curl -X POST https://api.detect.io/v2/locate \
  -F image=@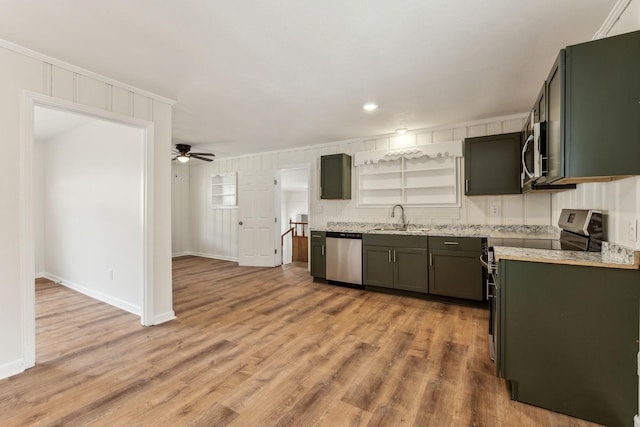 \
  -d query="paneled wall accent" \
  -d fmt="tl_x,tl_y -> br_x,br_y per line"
171,163 -> 191,256
176,114 -> 555,261
42,62 -> 156,119
553,177 -> 640,250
